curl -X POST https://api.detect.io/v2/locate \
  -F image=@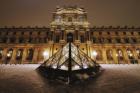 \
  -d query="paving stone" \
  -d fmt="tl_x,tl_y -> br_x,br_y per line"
0,64 -> 140,93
